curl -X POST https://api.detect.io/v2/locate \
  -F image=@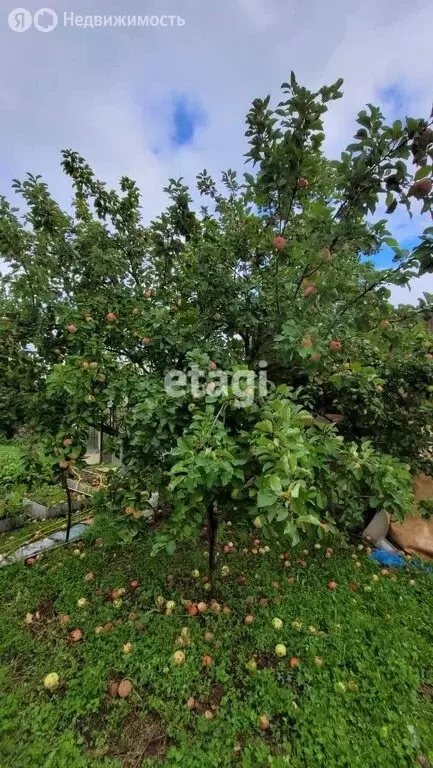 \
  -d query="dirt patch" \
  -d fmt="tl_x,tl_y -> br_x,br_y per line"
419,683 -> 433,700
37,598 -> 56,619
108,712 -> 167,767
193,683 -> 224,716
25,598 -> 56,637
256,652 -> 276,670
210,683 -> 224,704
82,708 -> 168,766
